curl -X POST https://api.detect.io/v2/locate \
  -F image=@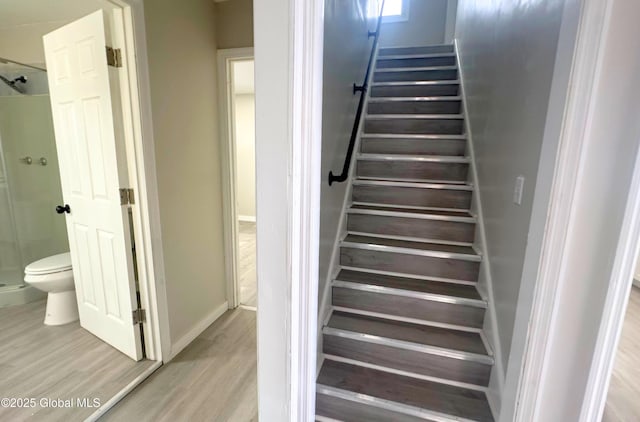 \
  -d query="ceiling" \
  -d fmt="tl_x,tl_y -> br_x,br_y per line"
0,0 -> 110,28
233,60 -> 254,95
